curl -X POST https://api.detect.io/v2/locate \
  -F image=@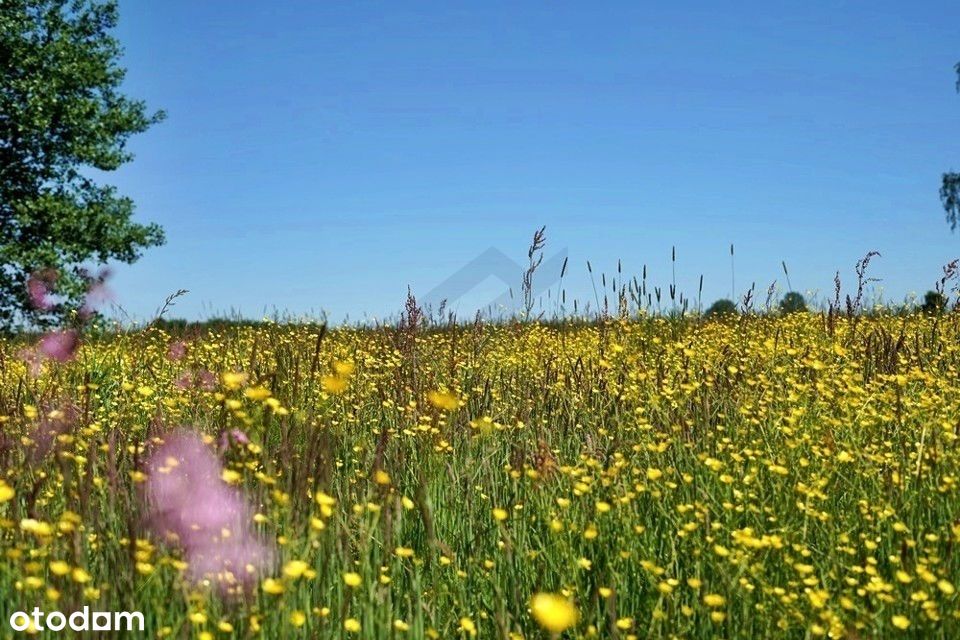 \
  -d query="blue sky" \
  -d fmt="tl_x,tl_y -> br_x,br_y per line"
107,0 -> 960,322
